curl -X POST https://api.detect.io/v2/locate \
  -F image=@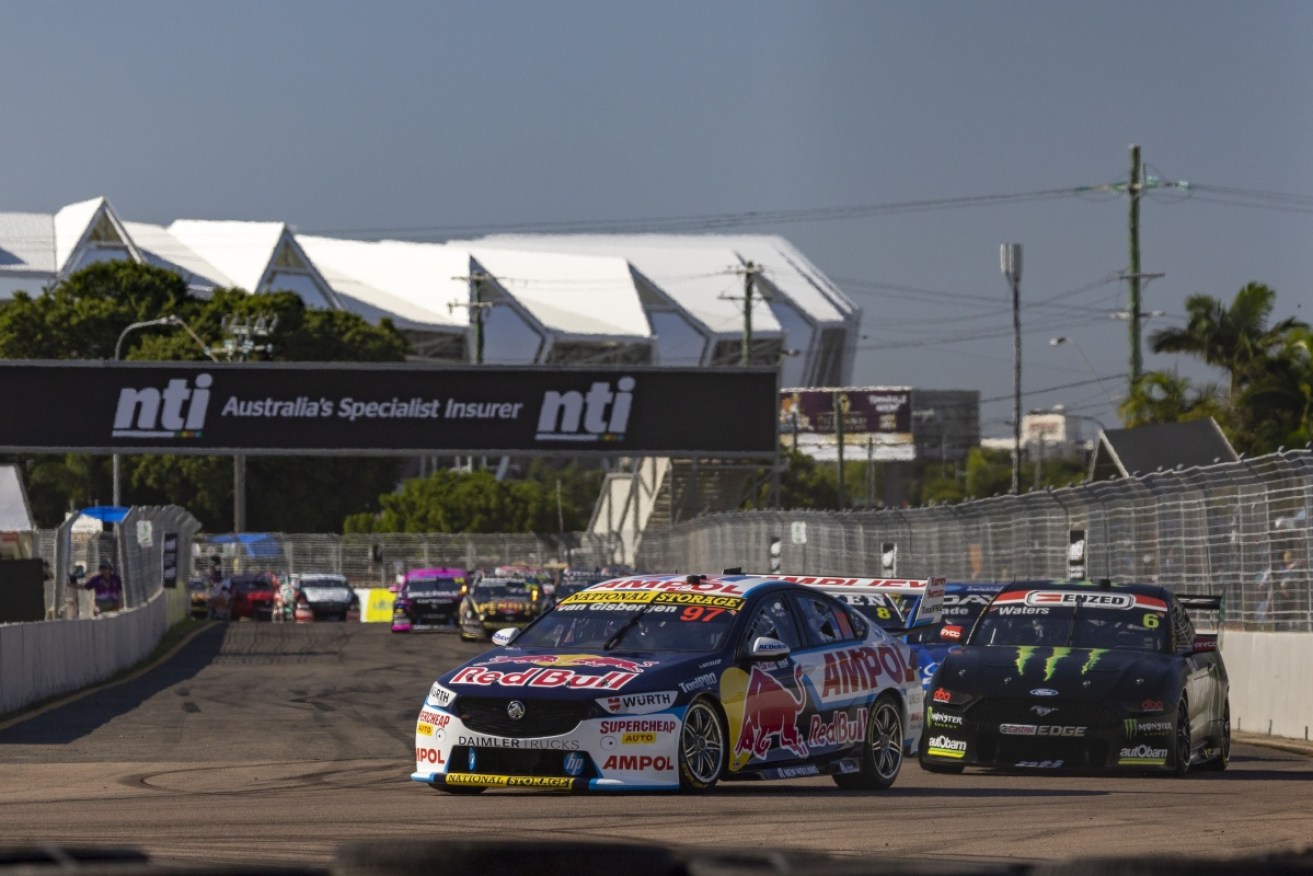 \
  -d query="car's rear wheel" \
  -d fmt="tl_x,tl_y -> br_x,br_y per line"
834,694 -> 904,790
1171,697 -> 1192,776
678,697 -> 726,792
1198,700 -> 1230,772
